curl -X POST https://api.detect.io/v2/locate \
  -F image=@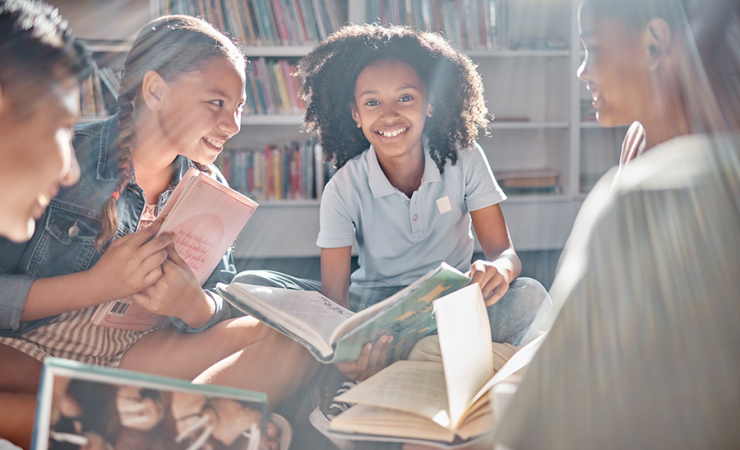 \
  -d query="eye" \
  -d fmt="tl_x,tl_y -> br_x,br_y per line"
399,95 -> 413,102
365,100 -> 379,107
210,100 -> 224,107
